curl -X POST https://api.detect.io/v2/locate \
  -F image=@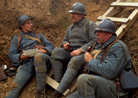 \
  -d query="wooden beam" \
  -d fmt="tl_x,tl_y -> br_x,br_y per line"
96,21 -> 100,25
111,2 -> 138,8
102,0 -> 125,17
46,76 -> 59,90
97,16 -> 129,23
46,76 -> 70,96
116,9 -> 138,39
